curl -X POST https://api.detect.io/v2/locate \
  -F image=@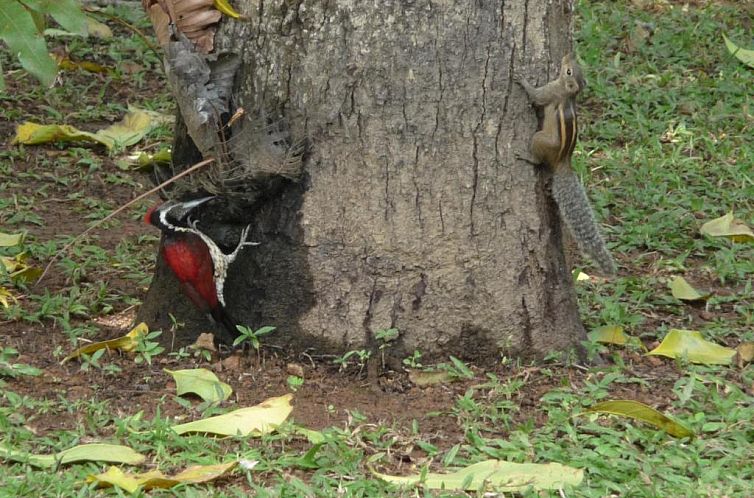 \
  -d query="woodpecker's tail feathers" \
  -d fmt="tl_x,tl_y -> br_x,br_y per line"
551,170 -> 617,276
210,306 -> 242,346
